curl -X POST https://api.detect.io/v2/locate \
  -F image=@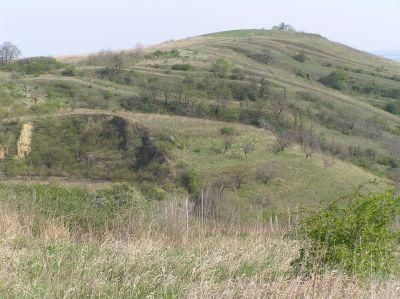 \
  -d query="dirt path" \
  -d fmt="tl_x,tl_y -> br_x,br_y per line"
16,122 -> 33,159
